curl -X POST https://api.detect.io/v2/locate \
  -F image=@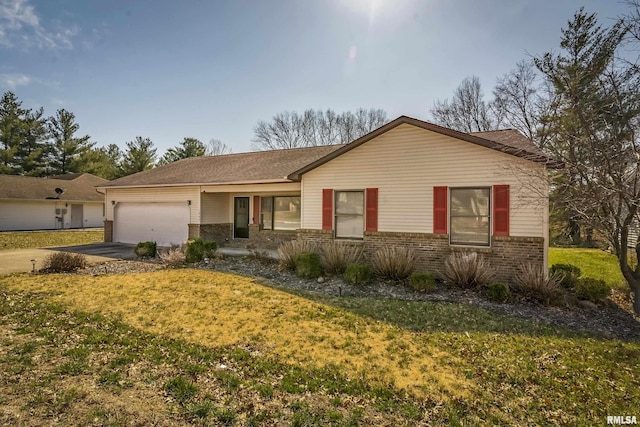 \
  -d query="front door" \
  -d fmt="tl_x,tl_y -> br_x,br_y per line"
234,197 -> 250,238
70,204 -> 83,228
